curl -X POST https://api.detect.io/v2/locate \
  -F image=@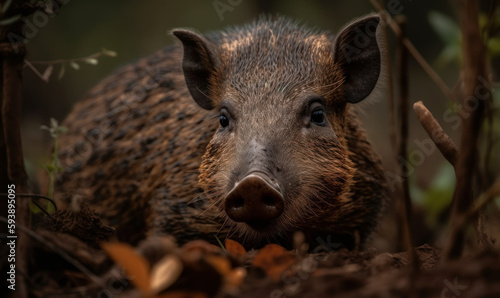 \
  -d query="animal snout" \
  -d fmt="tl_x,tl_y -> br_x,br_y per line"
224,174 -> 284,229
